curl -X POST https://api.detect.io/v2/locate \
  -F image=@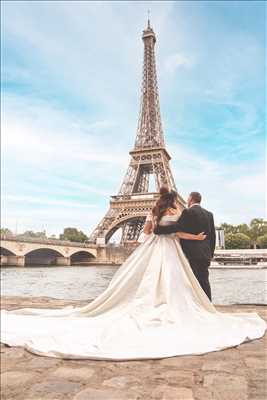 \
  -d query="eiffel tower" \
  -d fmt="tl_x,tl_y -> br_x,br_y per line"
89,19 -> 186,244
